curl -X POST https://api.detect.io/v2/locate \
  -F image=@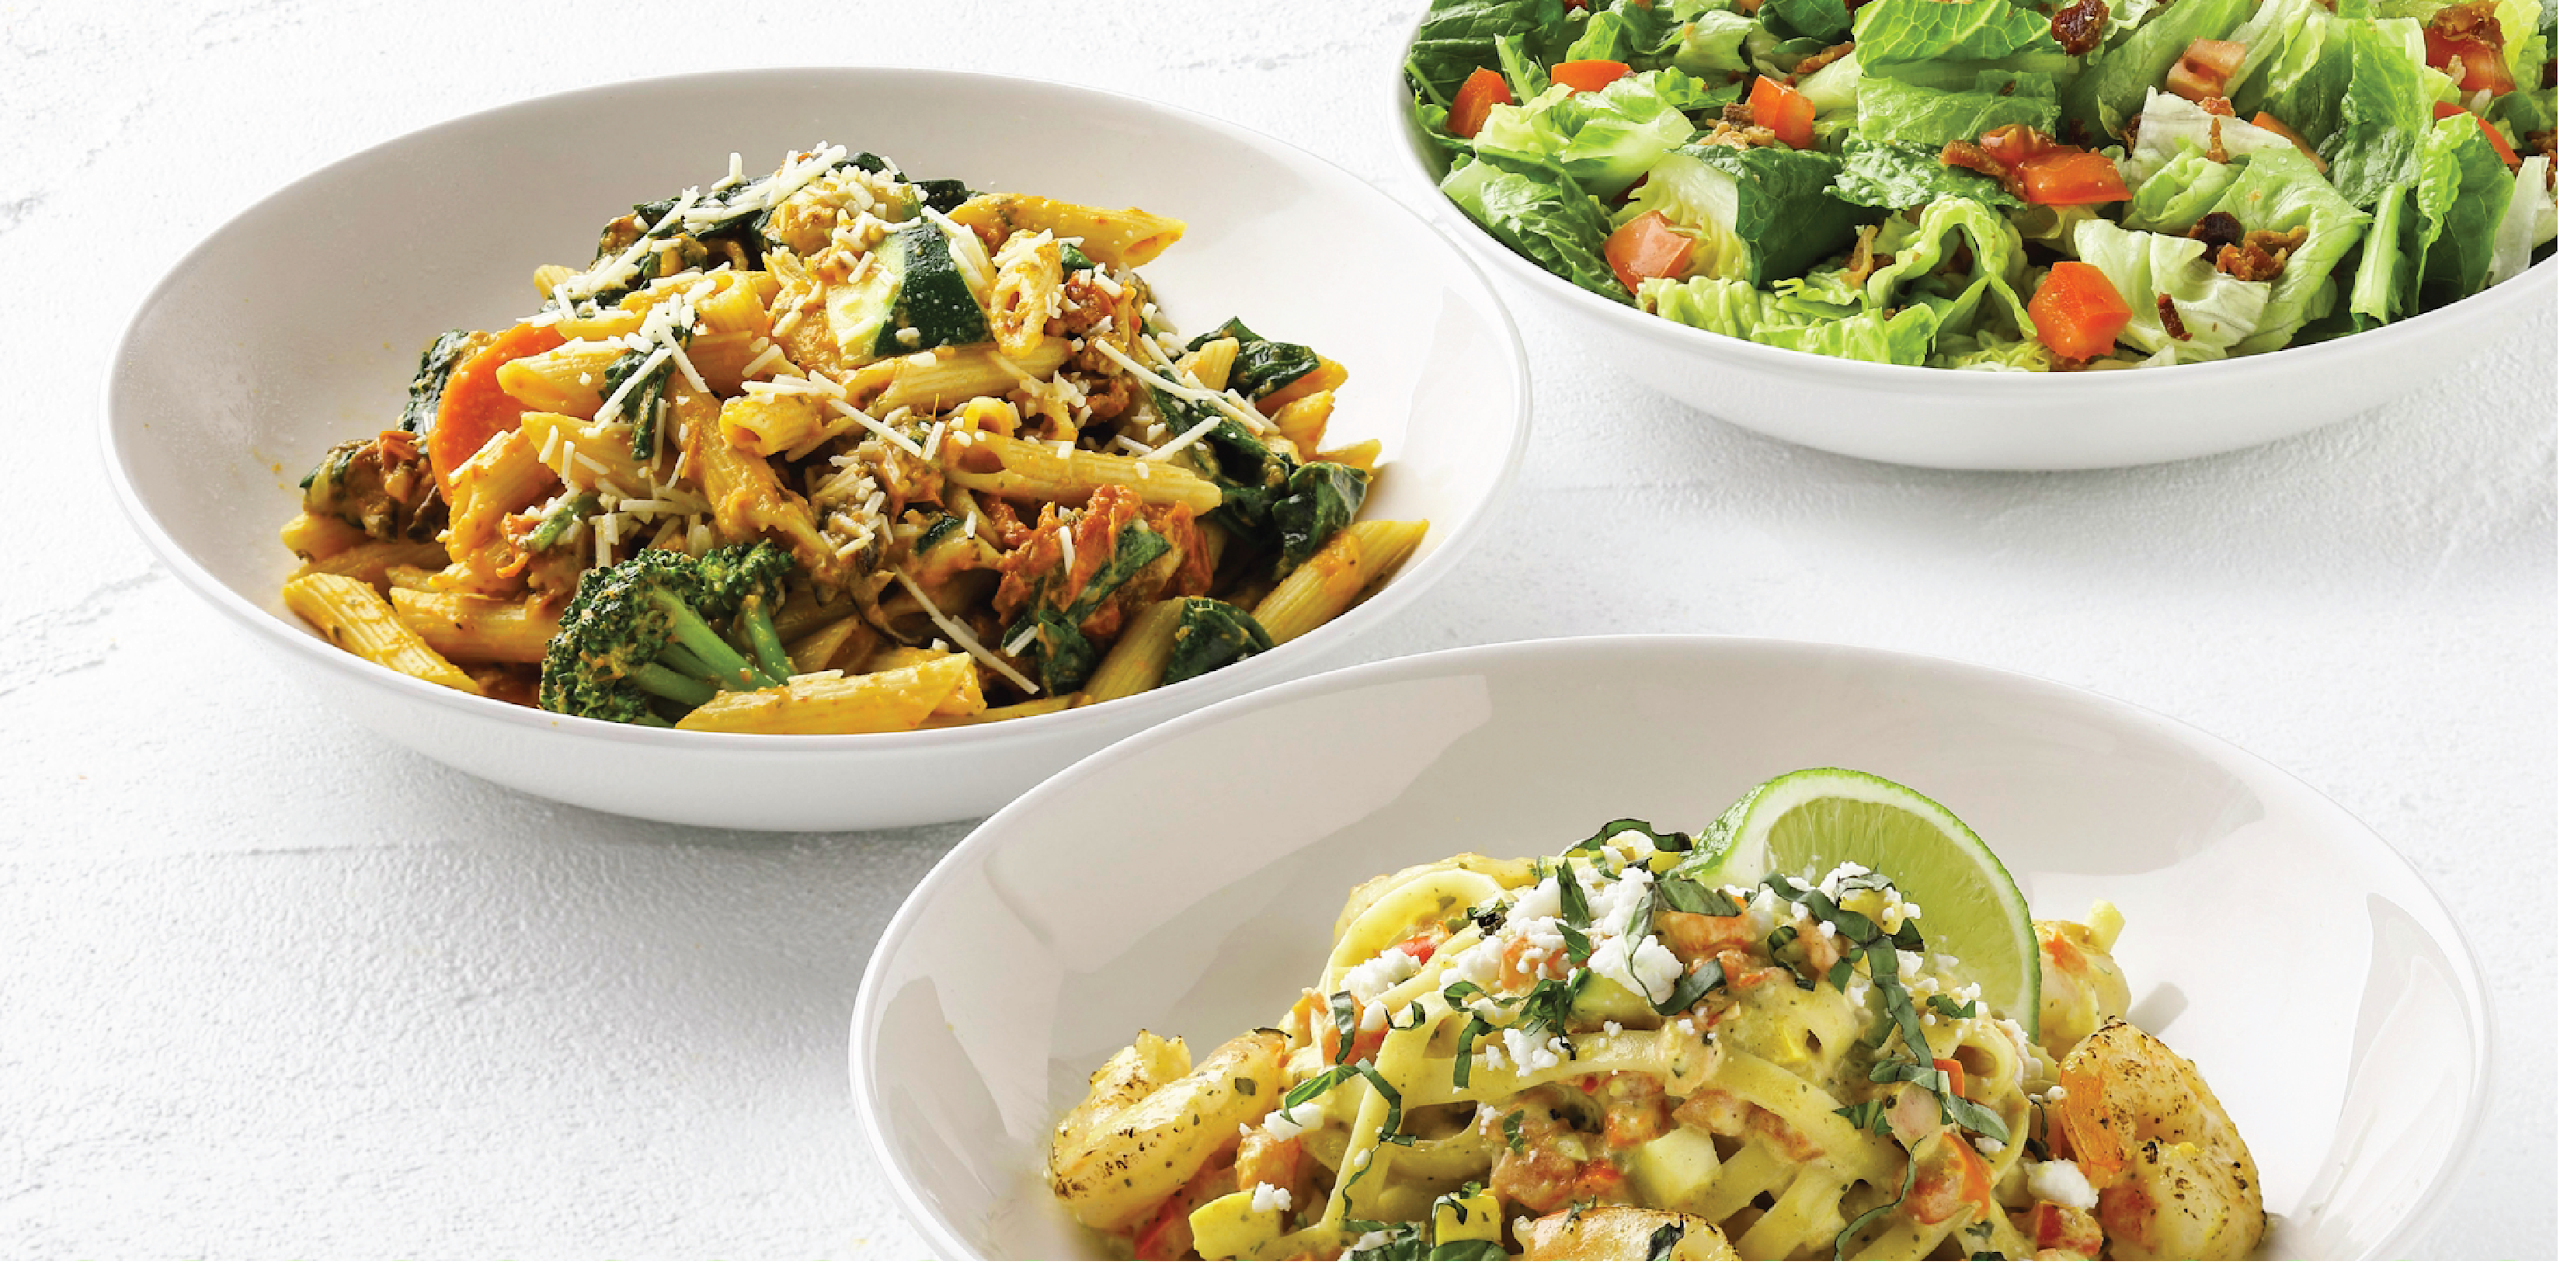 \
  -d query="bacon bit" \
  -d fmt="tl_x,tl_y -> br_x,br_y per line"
2428,0 -> 2504,45
1941,138 -> 2014,183
2156,294 -> 2191,341
1719,102 -> 1756,127
1701,120 -> 1783,149
1842,224 -> 1893,287
2534,130 -> 2558,160
1795,40 -> 1857,76
2207,115 -> 2229,163
2216,226 -> 2310,282
2050,0 -> 2110,55
2187,210 -> 2246,252
2197,95 -> 2236,116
